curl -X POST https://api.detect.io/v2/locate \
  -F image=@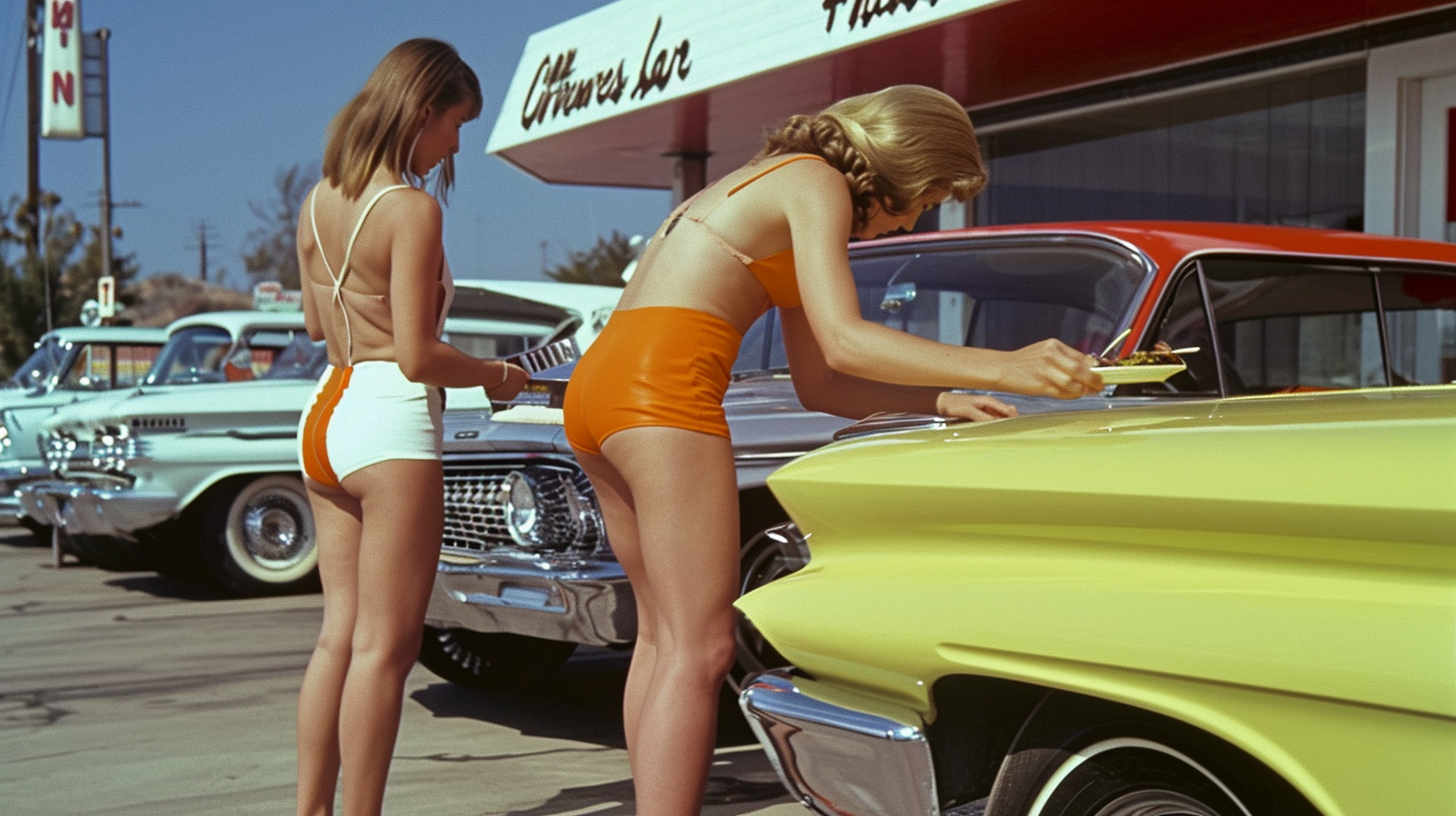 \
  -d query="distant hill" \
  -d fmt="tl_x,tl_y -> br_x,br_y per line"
121,274 -> 253,327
